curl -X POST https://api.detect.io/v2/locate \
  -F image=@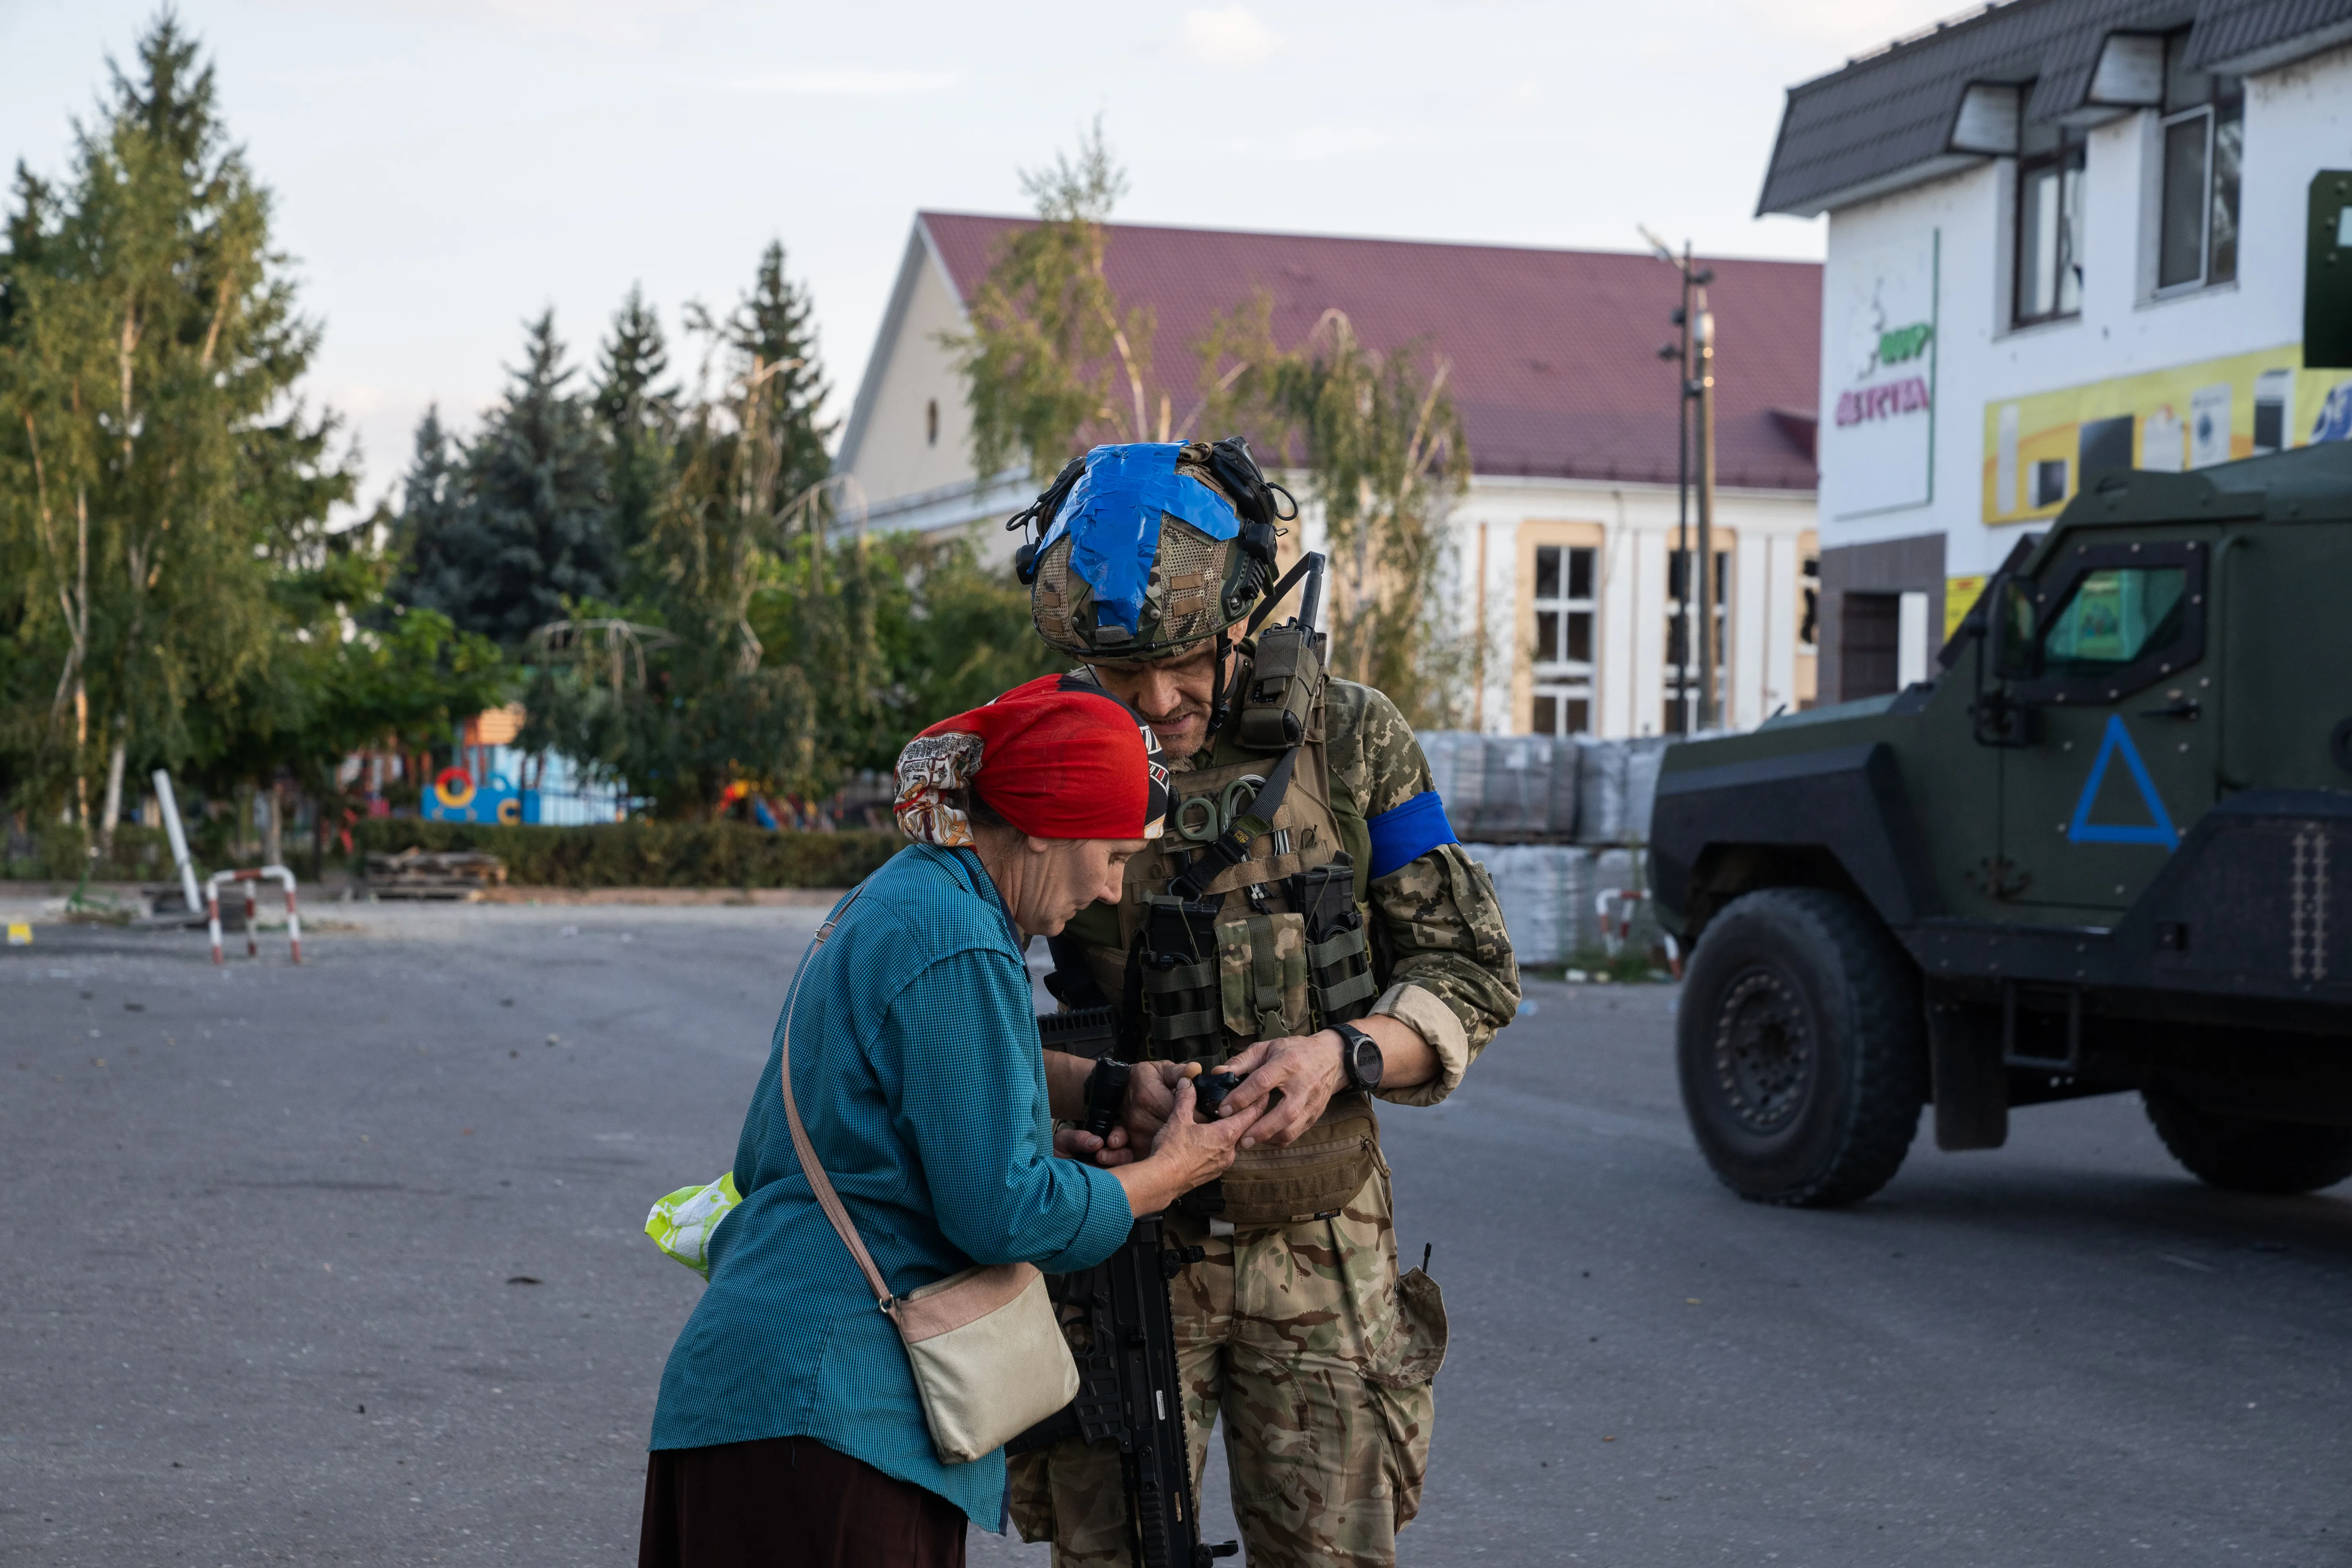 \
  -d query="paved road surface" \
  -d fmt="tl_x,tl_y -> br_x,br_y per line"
3,903 -> 2347,1566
